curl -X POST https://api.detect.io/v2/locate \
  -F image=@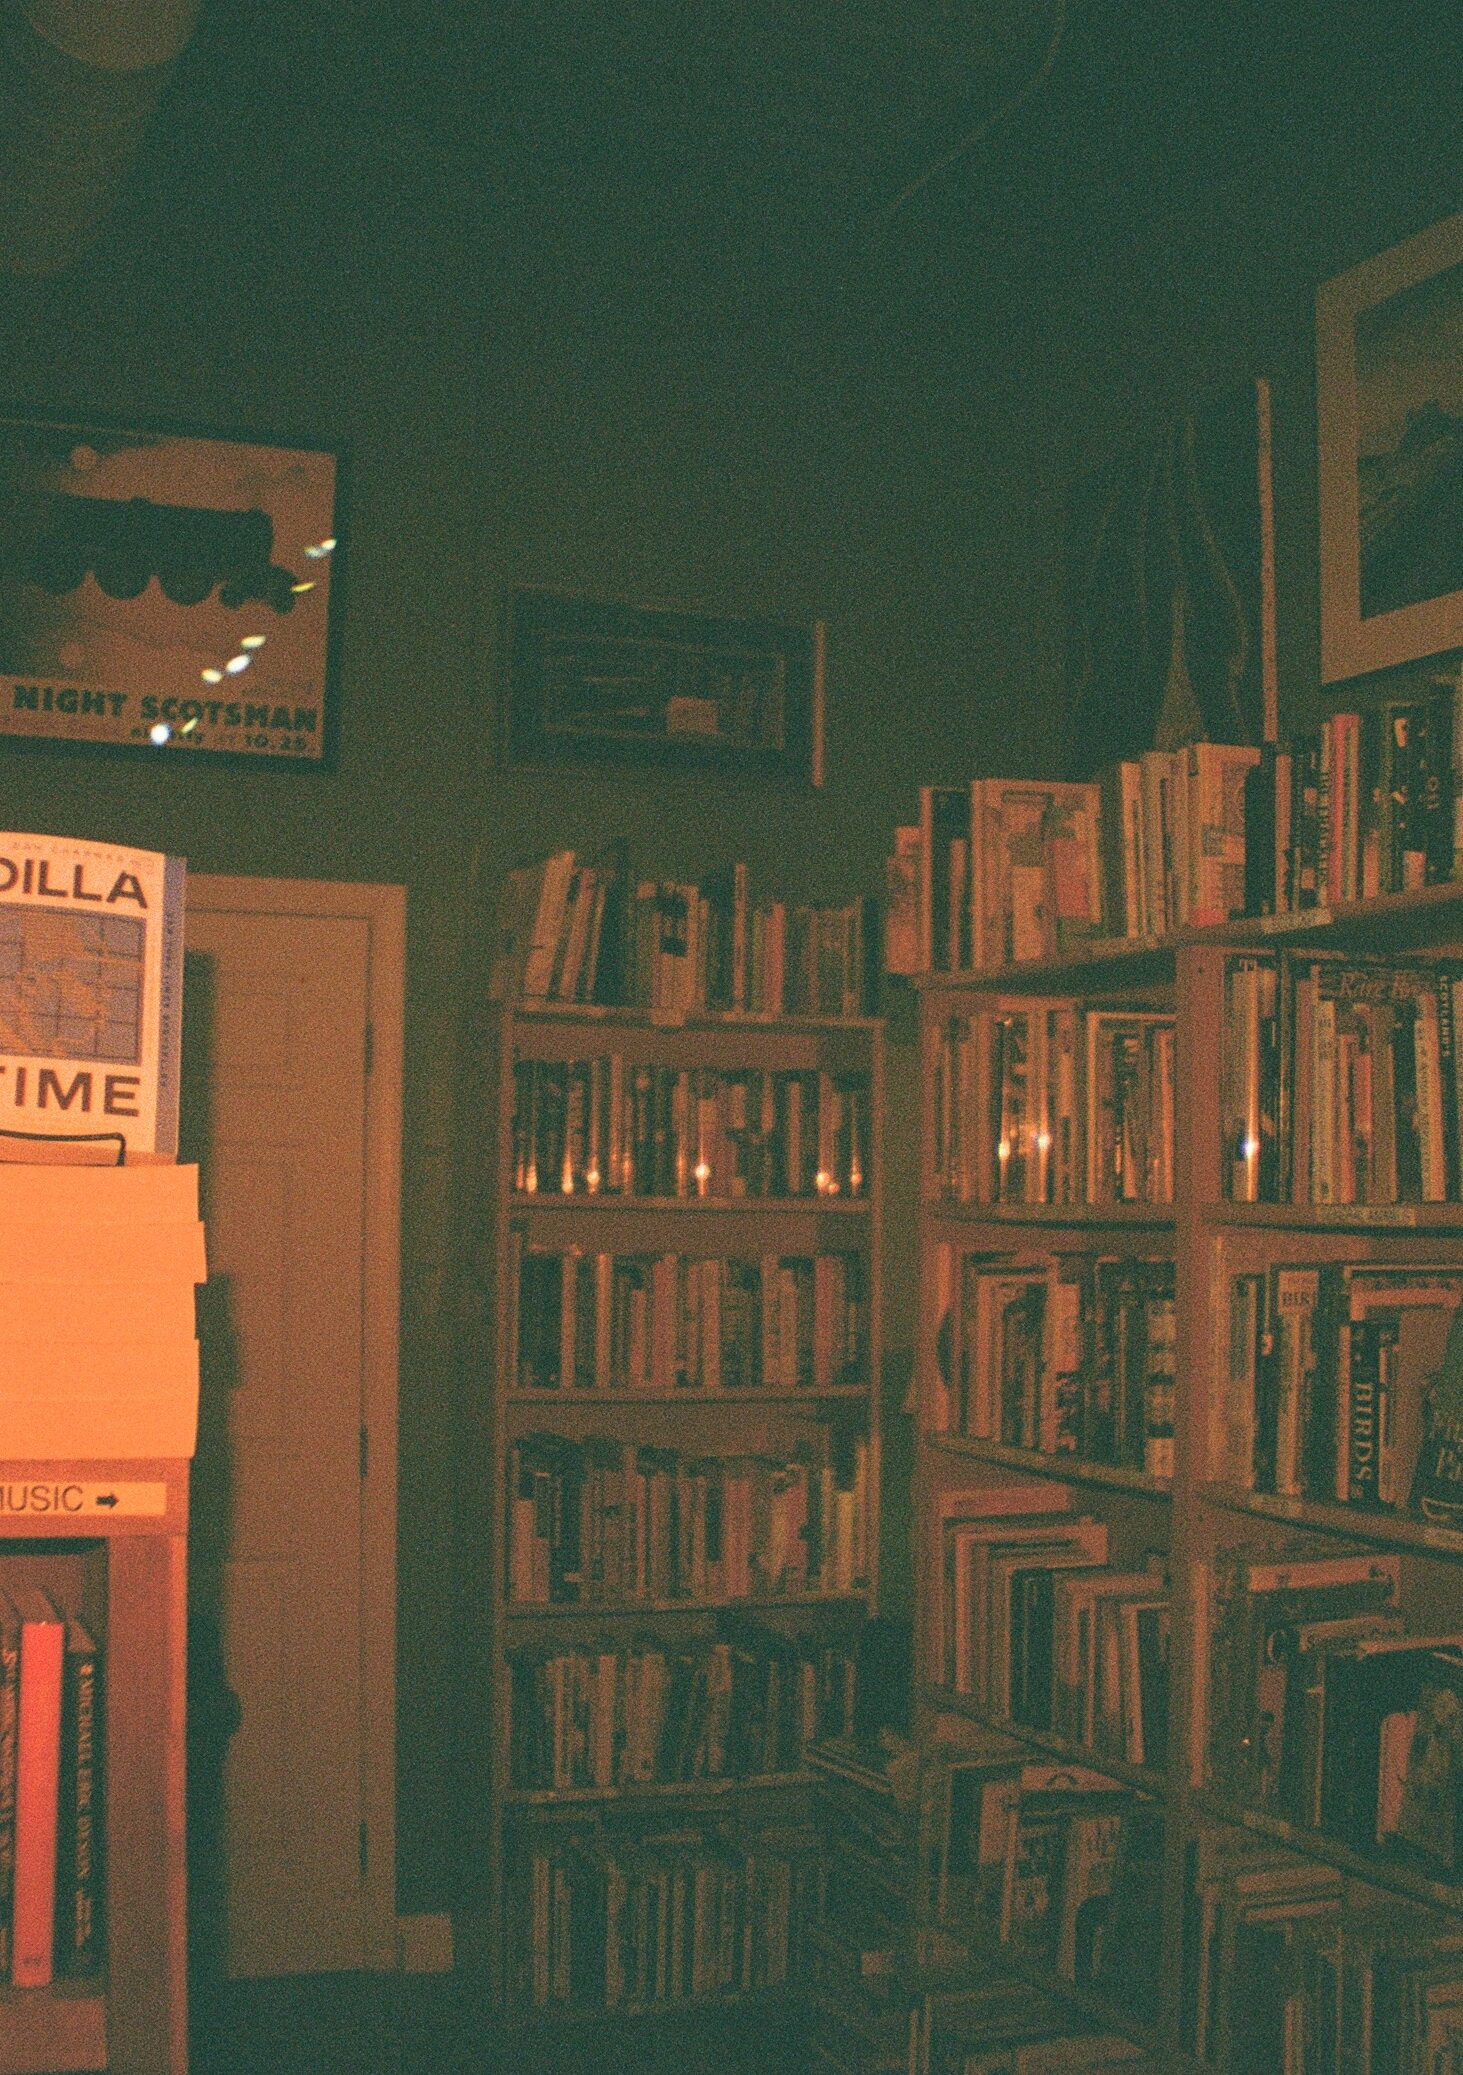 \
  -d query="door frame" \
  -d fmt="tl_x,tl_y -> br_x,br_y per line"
188,874 -> 405,1972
